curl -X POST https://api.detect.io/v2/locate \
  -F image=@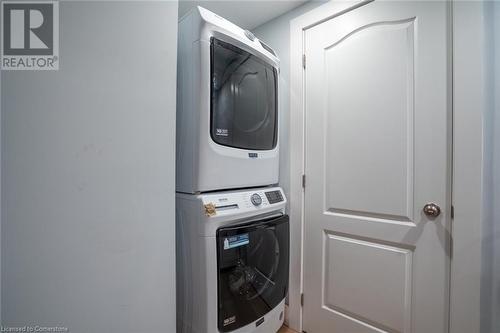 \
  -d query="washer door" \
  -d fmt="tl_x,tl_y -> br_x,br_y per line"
216,214 -> 289,332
